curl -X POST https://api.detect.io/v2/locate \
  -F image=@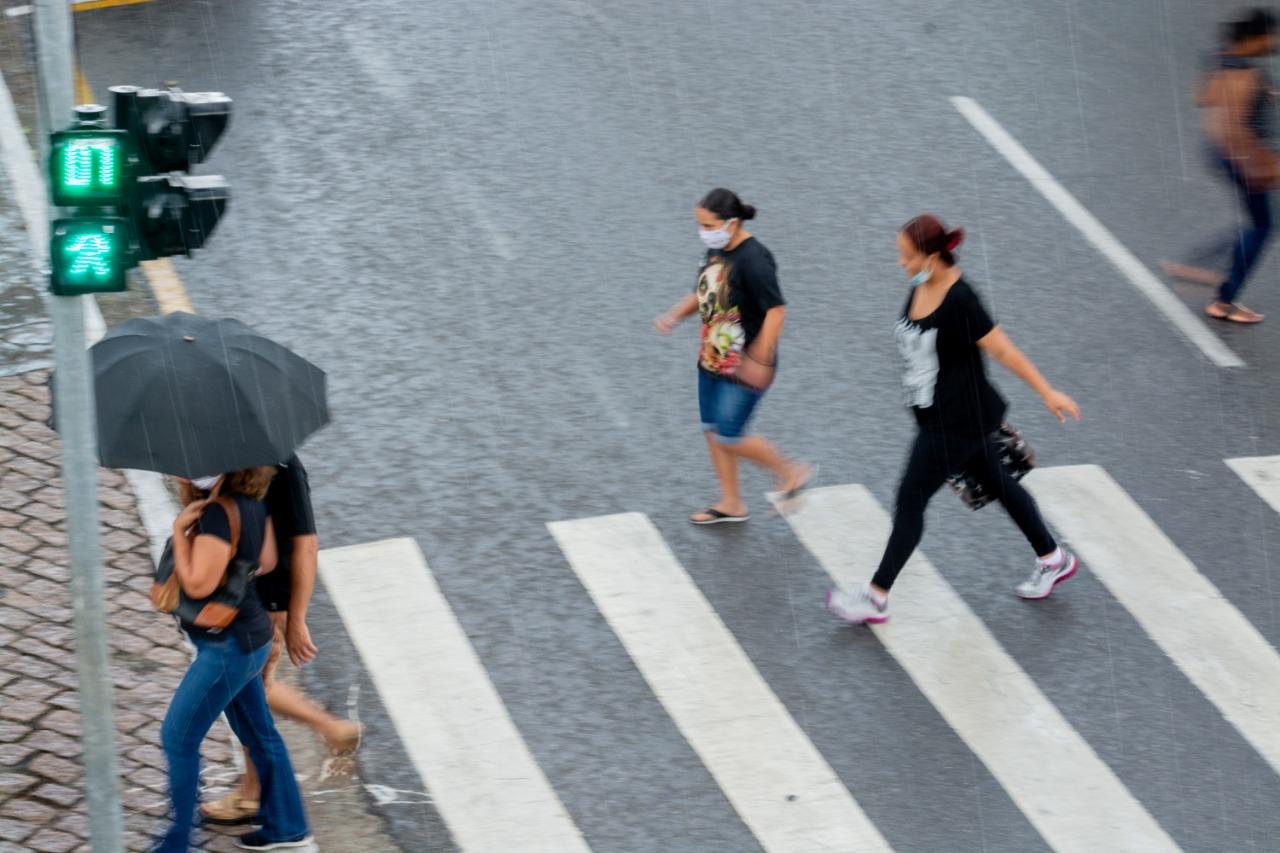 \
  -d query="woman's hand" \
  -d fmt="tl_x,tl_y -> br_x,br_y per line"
734,348 -> 775,391
1042,389 -> 1081,423
653,311 -> 680,335
172,498 -> 210,535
